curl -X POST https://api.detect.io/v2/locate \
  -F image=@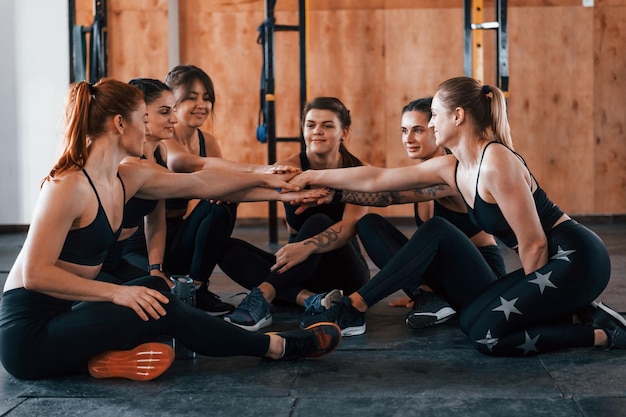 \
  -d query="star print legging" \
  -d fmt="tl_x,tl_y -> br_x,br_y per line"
357,217 -> 611,356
